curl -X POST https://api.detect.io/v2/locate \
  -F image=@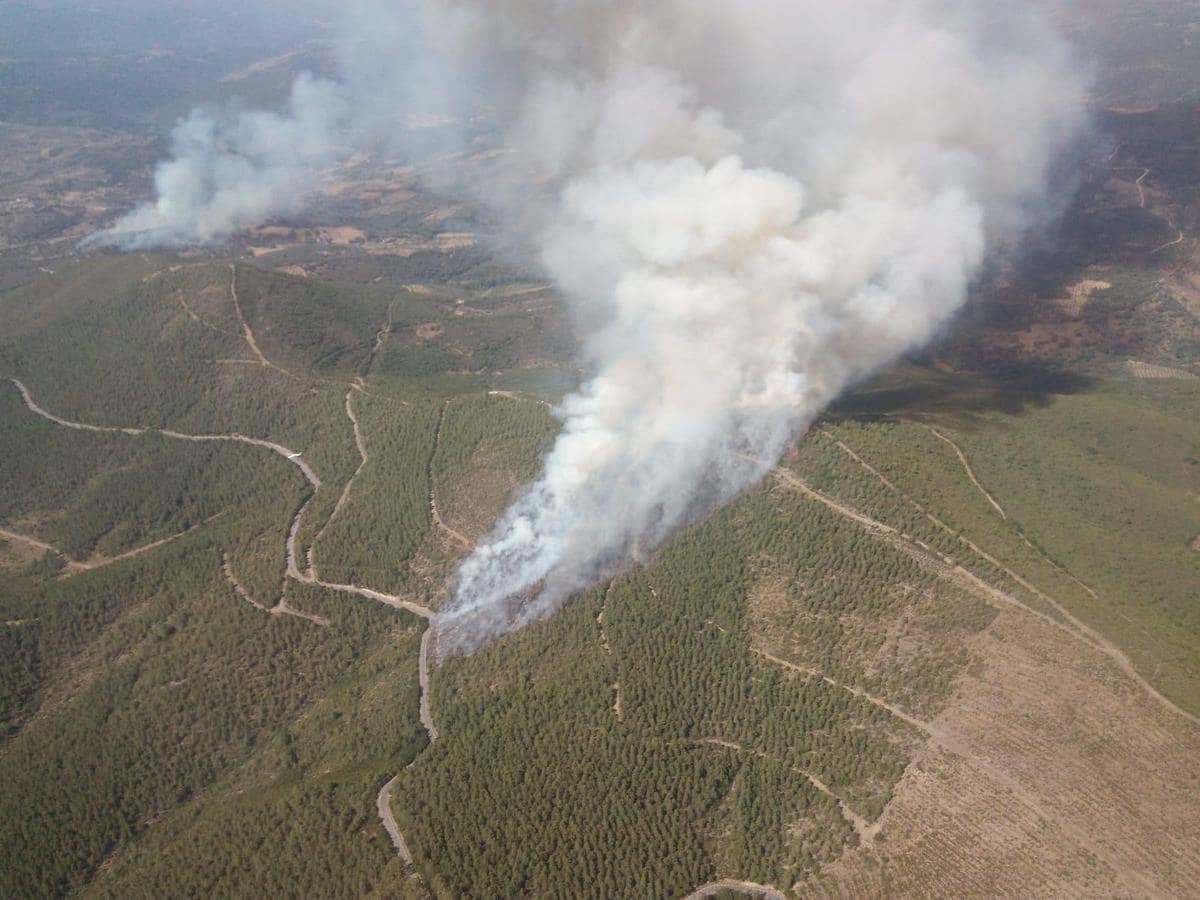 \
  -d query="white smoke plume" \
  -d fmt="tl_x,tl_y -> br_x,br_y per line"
430,0 -> 1087,651
86,1 -> 1087,651
84,73 -> 350,249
